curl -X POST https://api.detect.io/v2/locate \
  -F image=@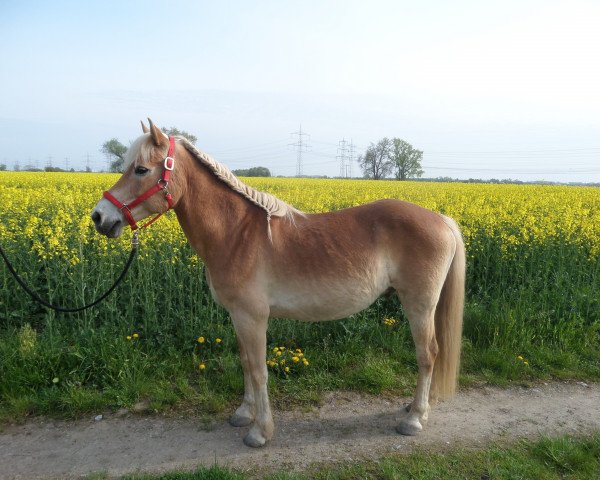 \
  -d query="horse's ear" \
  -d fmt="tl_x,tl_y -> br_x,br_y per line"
141,120 -> 149,134
147,118 -> 168,146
